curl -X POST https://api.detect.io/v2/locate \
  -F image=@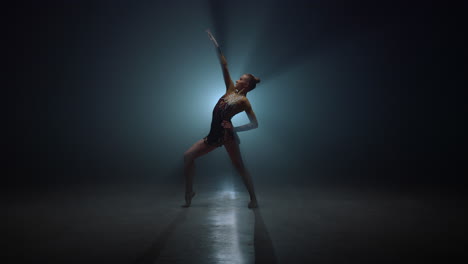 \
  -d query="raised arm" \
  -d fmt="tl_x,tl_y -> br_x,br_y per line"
234,100 -> 259,132
206,29 -> 234,91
